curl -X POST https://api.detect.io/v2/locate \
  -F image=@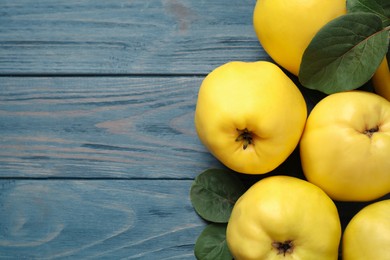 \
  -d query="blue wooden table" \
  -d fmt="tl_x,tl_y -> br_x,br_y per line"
0,1 -> 267,258
1,1 -> 388,259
